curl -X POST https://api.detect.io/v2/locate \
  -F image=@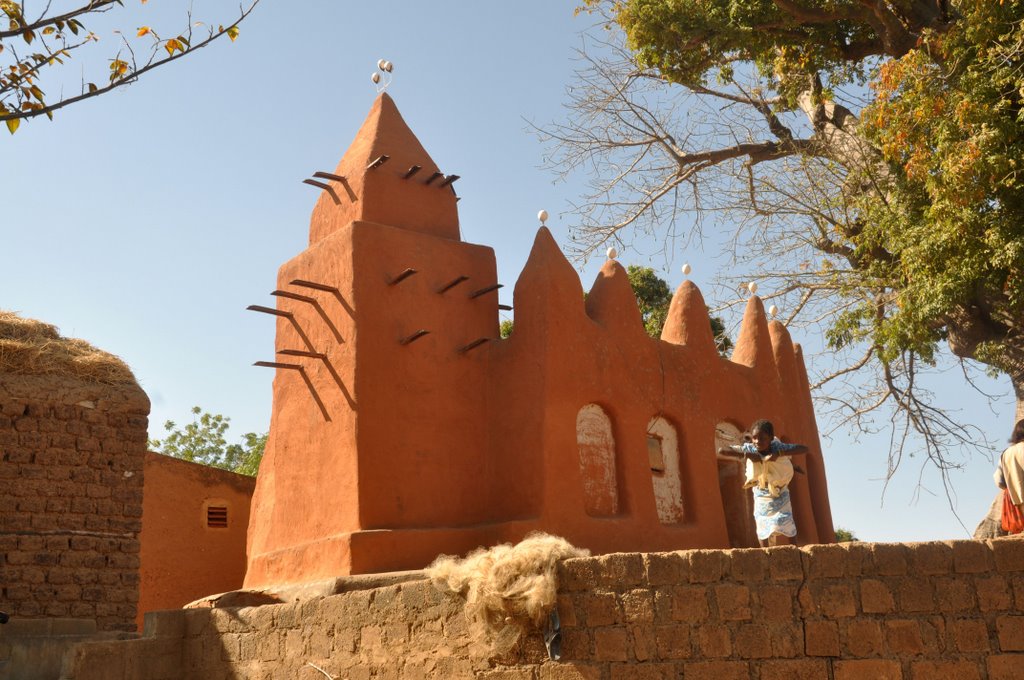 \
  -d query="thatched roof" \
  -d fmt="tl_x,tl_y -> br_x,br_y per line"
0,311 -> 137,385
